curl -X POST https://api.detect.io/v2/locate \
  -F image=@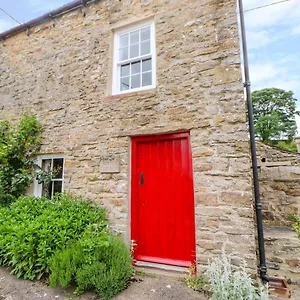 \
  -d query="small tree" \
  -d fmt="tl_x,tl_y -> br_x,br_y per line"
0,114 -> 42,205
252,88 -> 299,142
